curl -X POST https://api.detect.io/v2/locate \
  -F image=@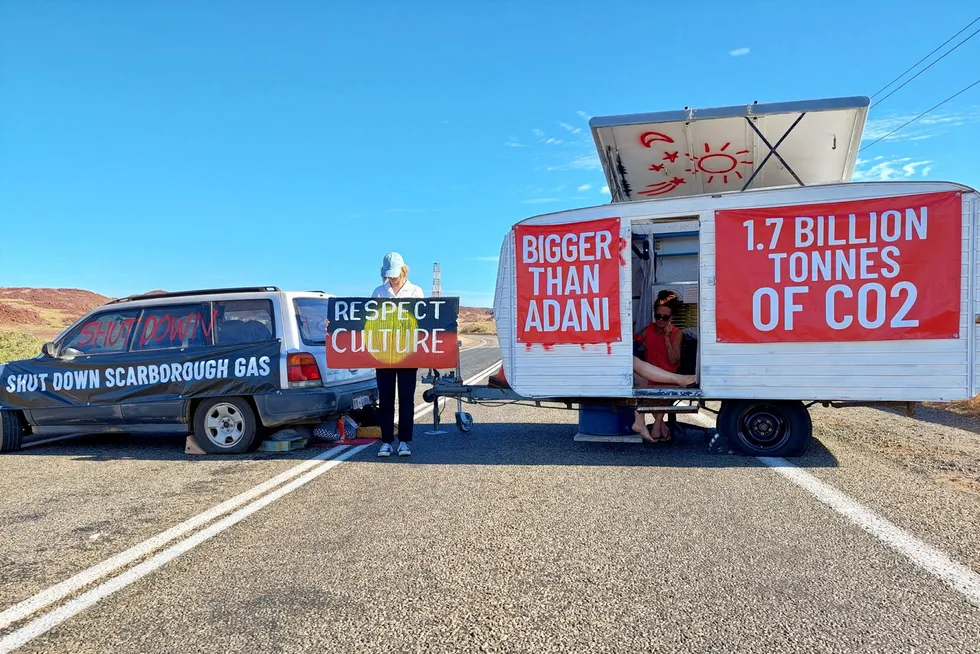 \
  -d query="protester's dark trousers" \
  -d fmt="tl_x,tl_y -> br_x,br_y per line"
376,367 -> 418,444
